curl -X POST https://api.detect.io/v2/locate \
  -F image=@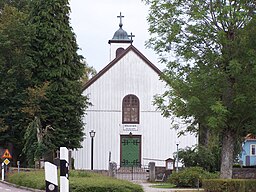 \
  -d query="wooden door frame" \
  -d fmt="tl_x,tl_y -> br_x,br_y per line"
120,134 -> 142,167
